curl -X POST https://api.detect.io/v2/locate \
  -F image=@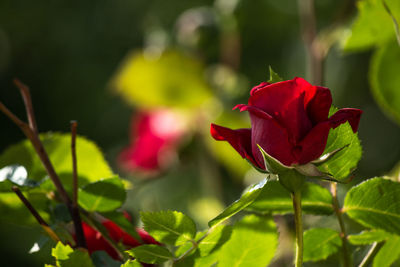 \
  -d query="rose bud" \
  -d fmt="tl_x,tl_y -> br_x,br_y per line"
211,77 -> 362,191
